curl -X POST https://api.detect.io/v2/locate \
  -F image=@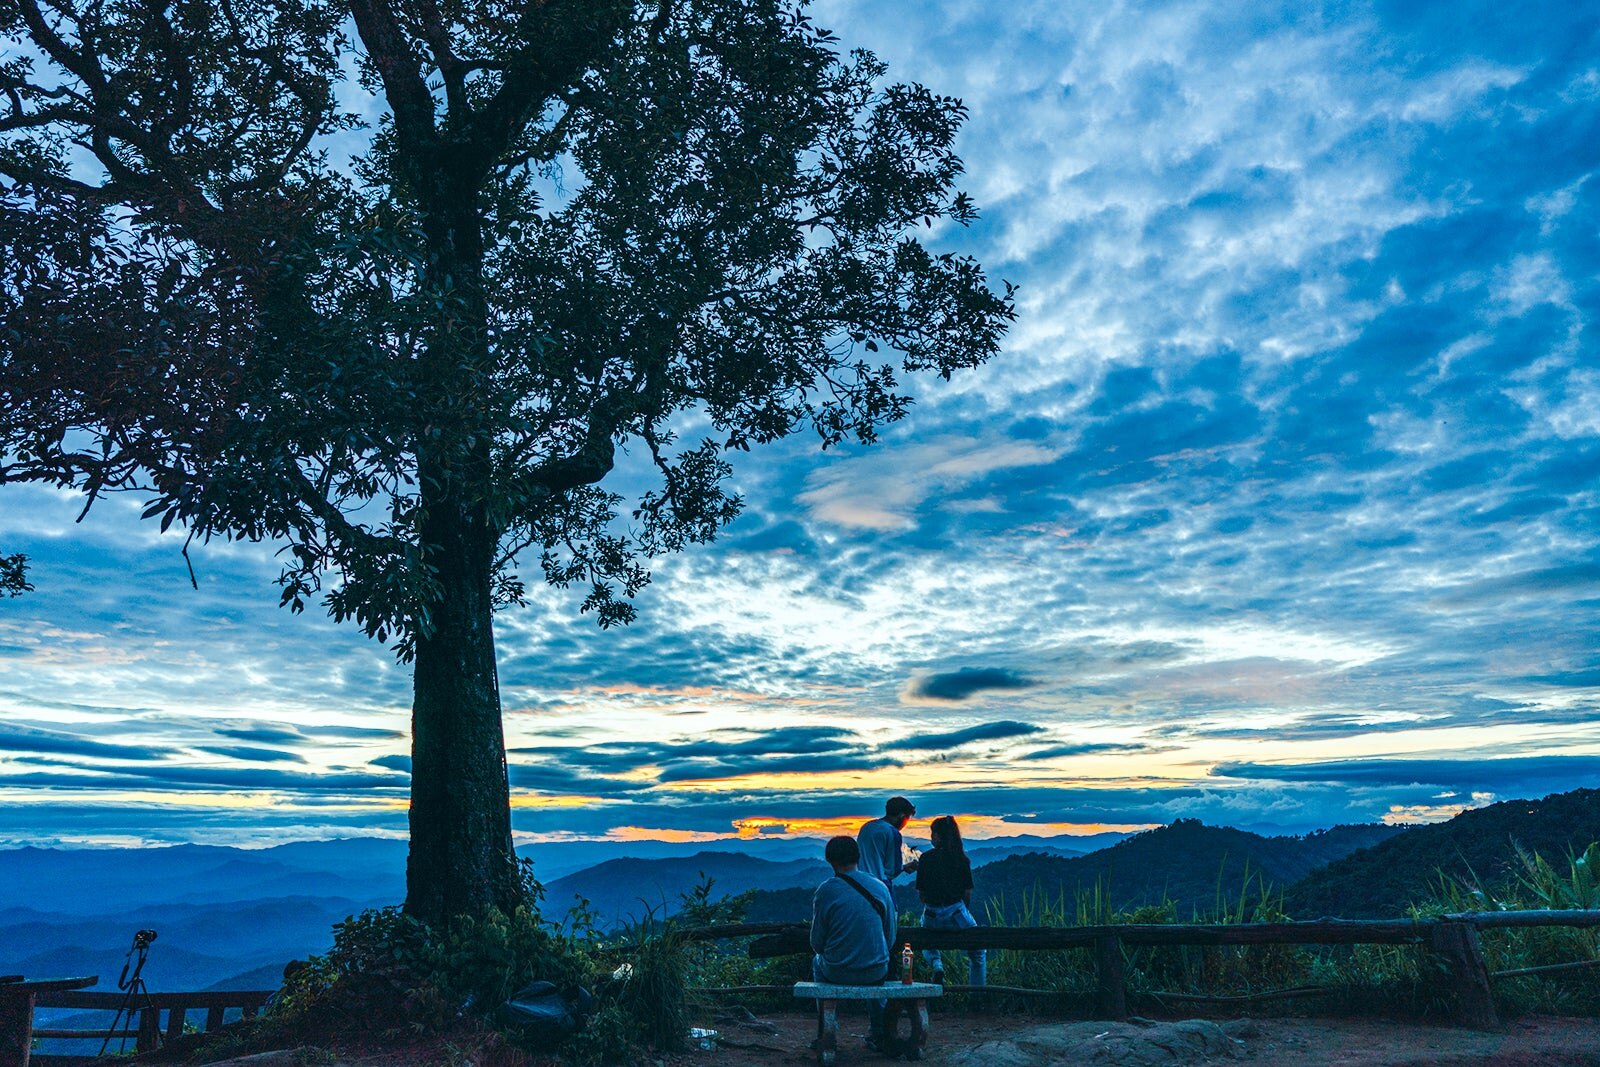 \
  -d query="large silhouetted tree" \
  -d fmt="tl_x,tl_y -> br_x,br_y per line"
0,0 -> 1013,922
